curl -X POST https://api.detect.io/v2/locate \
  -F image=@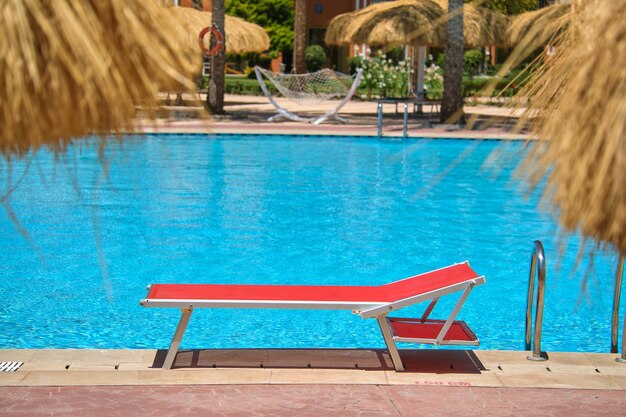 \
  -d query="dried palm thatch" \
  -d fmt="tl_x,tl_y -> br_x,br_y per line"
324,0 -> 508,48
517,0 -> 626,255
331,0 -> 444,47
165,6 -> 270,54
323,11 -> 358,46
0,0 -> 200,158
507,3 -> 571,49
